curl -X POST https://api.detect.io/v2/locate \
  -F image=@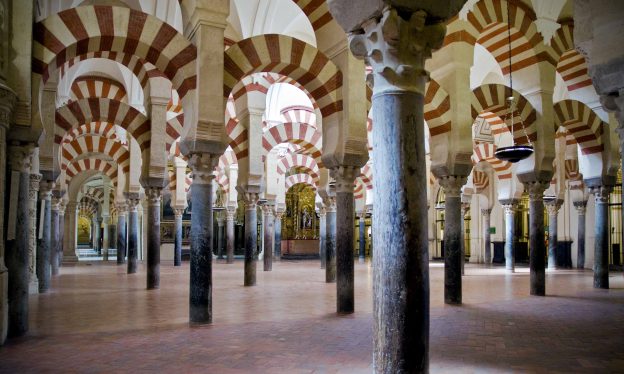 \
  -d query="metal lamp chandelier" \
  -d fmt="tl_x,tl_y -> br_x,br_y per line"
494,3 -> 534,163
